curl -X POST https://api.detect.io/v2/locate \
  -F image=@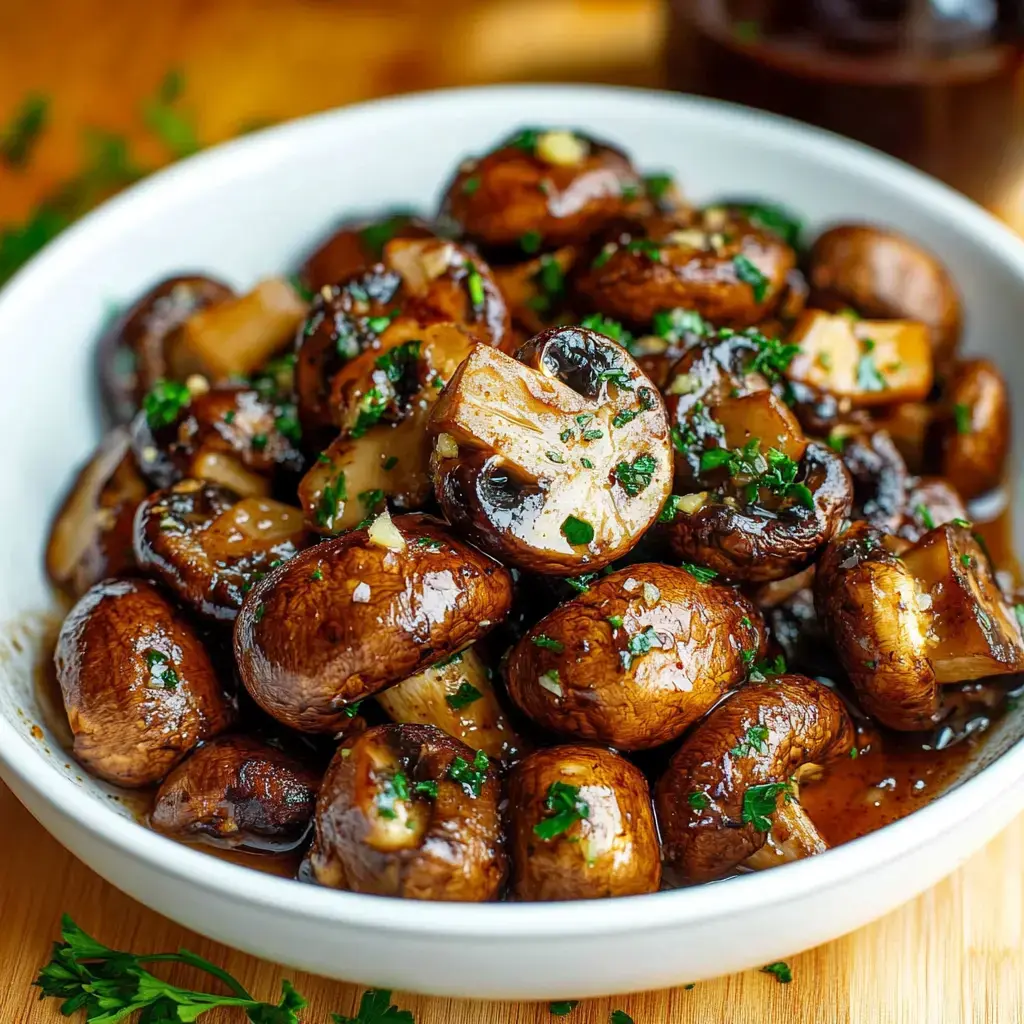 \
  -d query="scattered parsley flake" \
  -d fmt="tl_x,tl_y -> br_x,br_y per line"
761,961 -> 793,984
561,515 -> 595,546
446,681 -> 483,711
742,782 -> 791,832
532,634 -> 565,653
733,254 -> 769,302
533,781 -> 590,841
681,562 -> 718,583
